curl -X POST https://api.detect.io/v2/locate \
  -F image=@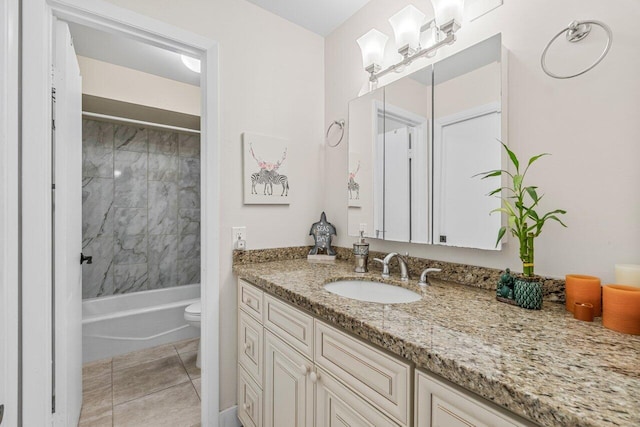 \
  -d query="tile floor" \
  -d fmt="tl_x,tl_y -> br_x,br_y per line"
79,338 -> 201,427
